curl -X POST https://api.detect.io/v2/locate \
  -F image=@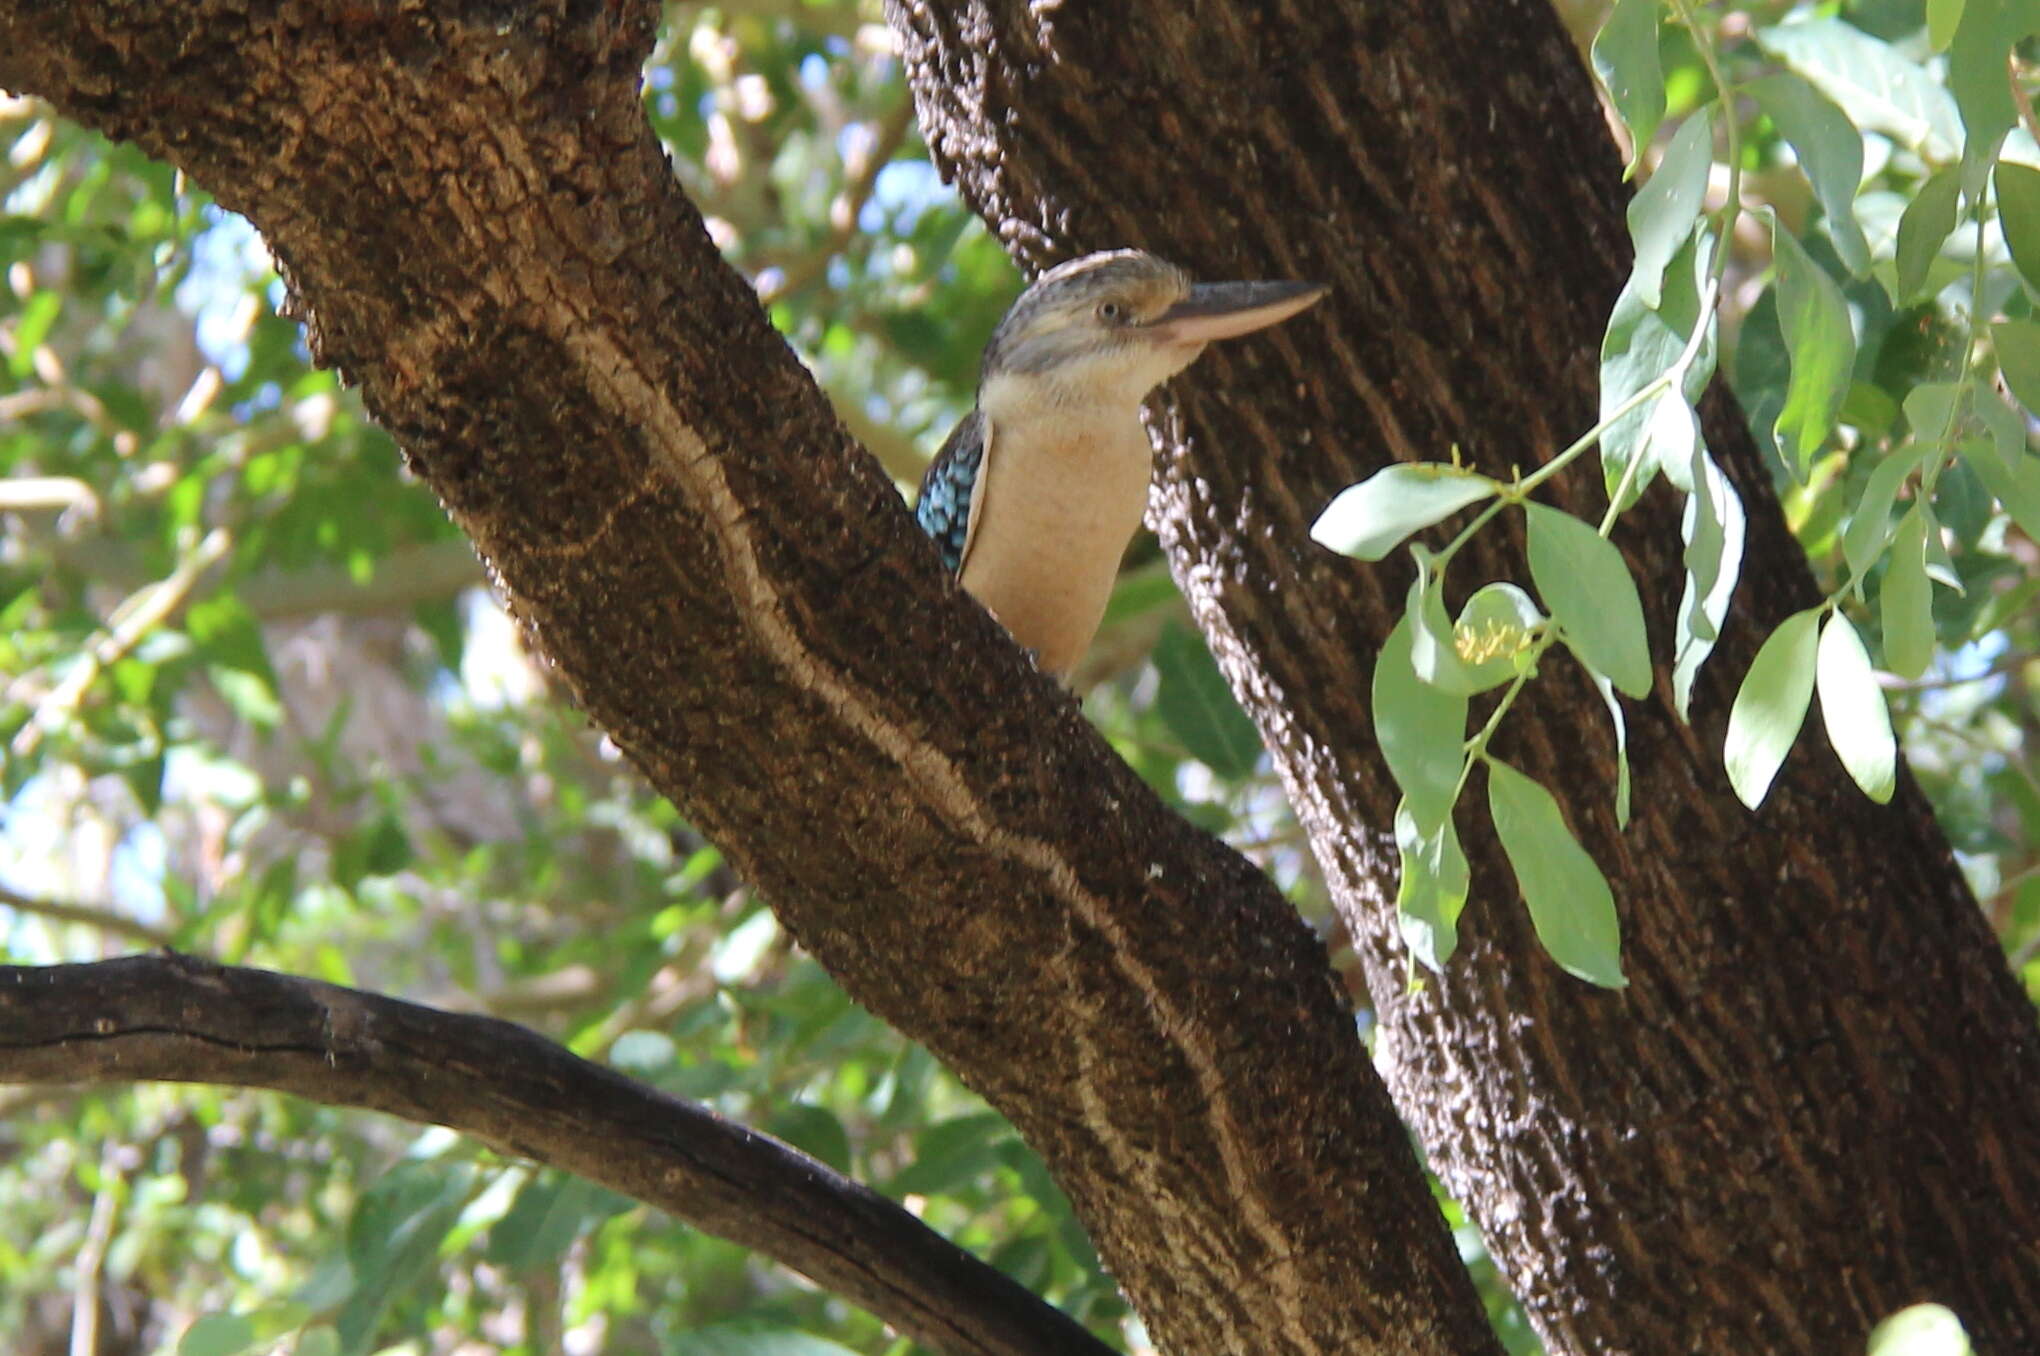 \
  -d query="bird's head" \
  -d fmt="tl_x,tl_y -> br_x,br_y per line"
979,250 -> 1325,420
